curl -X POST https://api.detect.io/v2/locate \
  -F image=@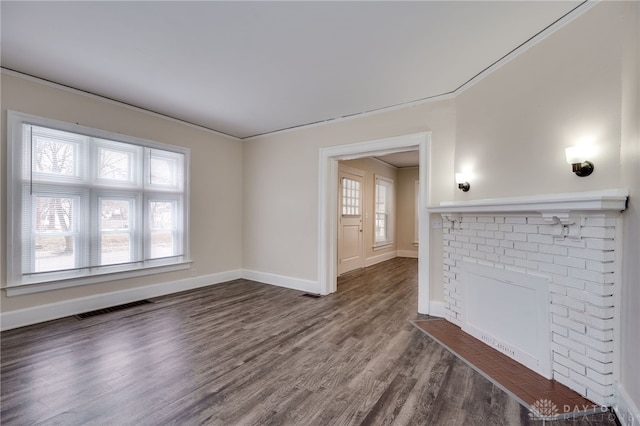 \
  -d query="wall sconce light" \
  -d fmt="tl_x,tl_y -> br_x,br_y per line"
455,173 -> 470,192
565,146 -> 594,177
